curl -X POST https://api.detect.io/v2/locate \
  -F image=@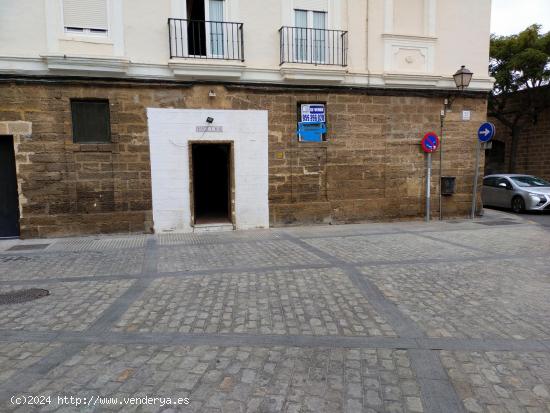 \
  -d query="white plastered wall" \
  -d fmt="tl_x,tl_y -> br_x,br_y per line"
0,0 -> 493,90
147,108 -> 269,233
